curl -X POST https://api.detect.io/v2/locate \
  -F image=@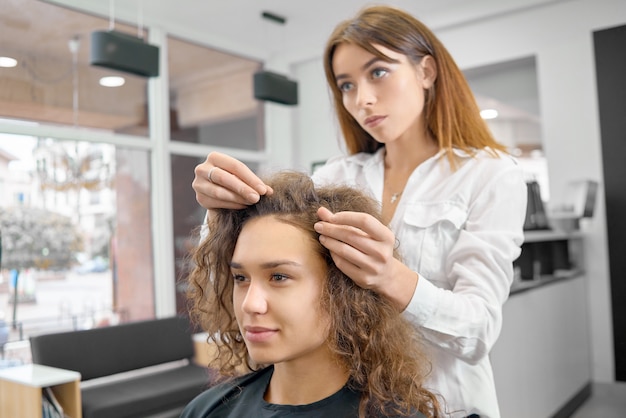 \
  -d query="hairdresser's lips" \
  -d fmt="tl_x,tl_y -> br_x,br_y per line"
243,326 -> 278,343
363,115 -> 387,129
